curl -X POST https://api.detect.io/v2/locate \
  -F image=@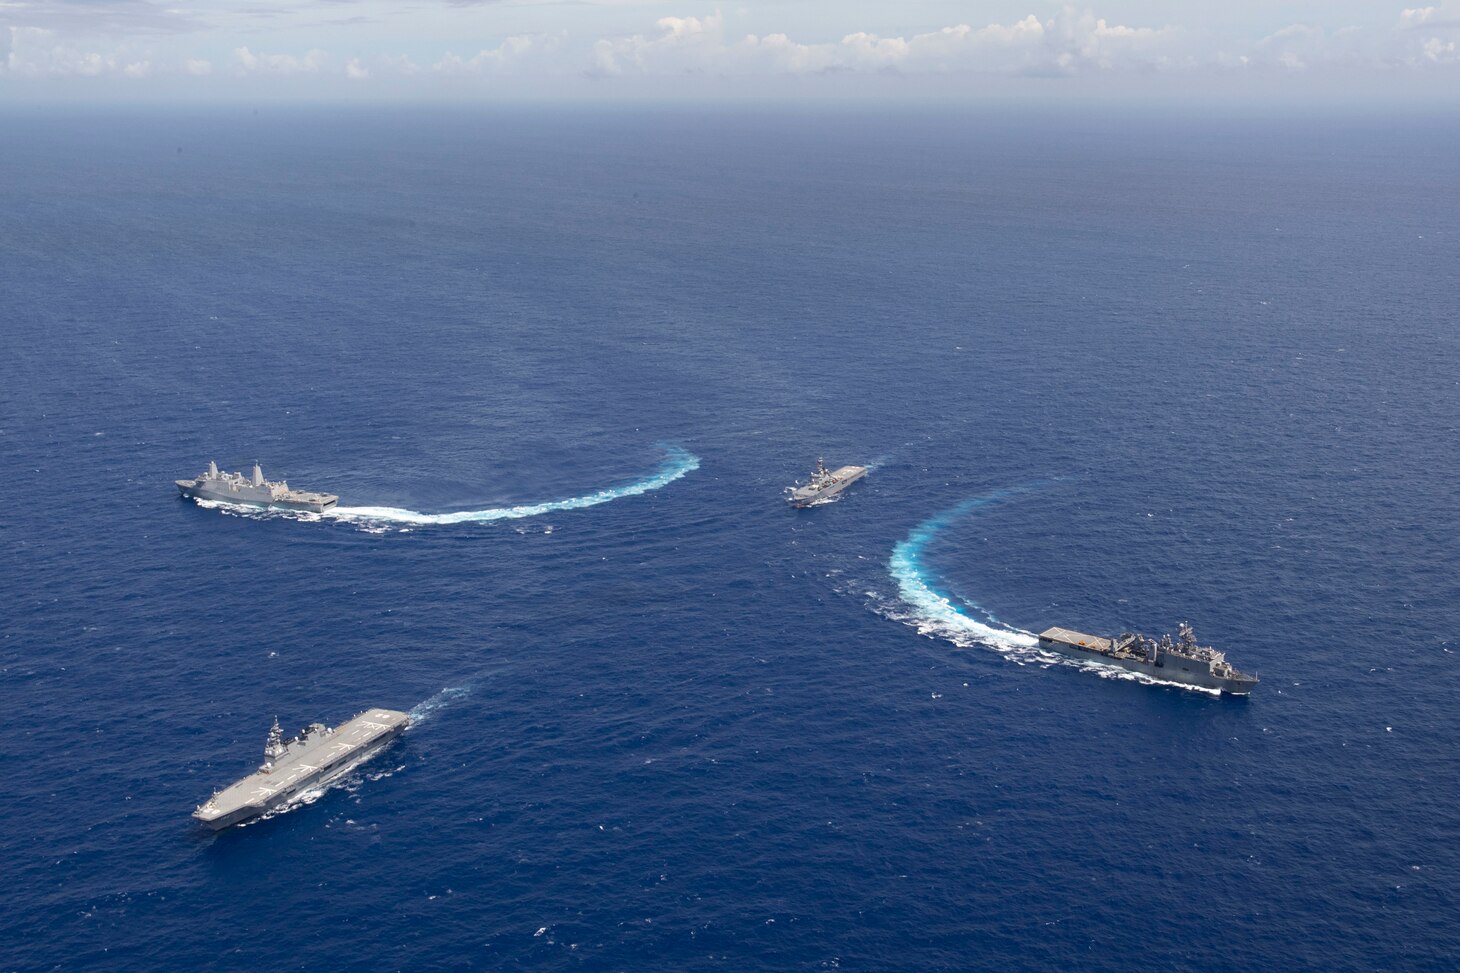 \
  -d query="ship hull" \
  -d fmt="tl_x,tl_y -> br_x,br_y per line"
194,713 -> 407,831
177,480 -> 337,514
788,467 -> 867,508
1039,639 -> 1256,695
